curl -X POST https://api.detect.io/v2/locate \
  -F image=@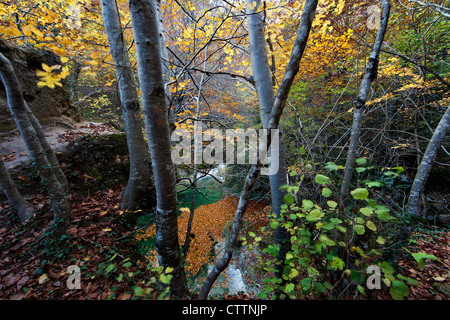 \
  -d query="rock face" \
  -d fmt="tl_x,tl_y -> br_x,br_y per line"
0,37 -> 84,132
